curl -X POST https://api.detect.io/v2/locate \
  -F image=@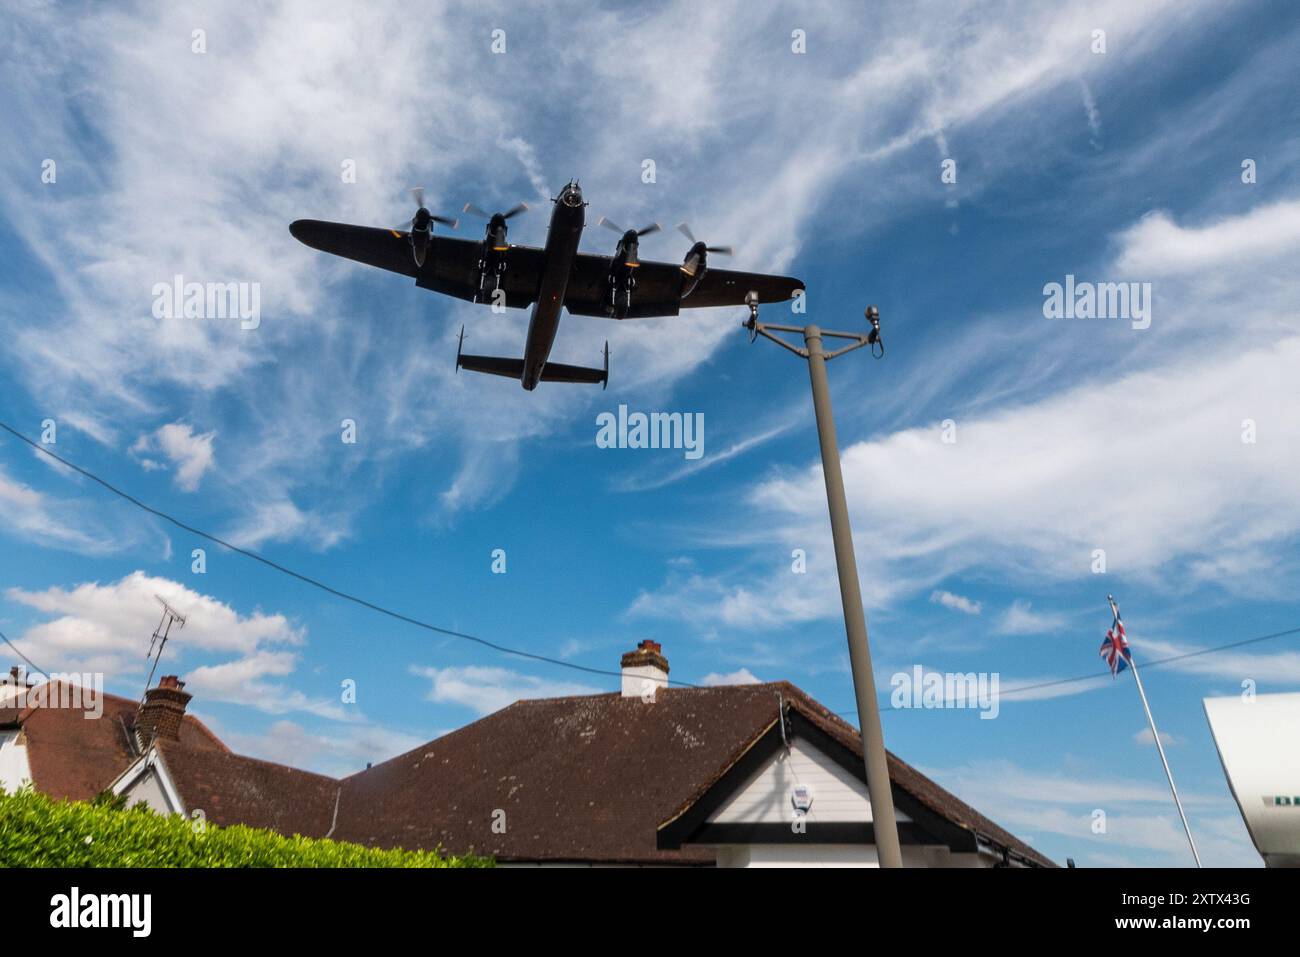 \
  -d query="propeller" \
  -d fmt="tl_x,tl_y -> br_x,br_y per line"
599,218 -> 661,268
462,202 -> 529,251
462,201 -> 529,221
394,187 -> 458,233
597,217 -> 661,238
676,222 -> 732,256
